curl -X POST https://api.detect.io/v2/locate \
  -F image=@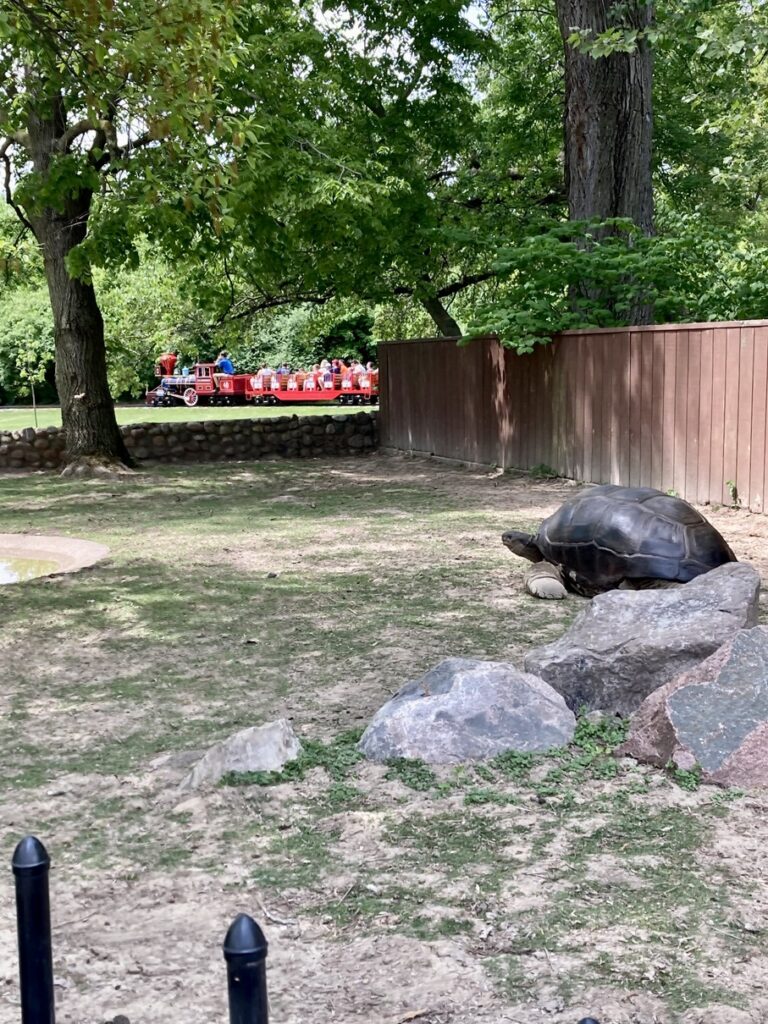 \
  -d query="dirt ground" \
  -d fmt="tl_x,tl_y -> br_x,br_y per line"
0,453 -> 766,1024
